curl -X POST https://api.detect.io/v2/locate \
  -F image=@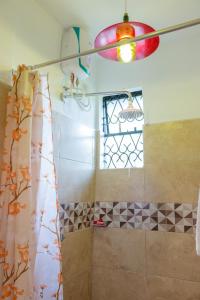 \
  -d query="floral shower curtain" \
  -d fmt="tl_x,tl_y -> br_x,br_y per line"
0,66 -> 63,299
